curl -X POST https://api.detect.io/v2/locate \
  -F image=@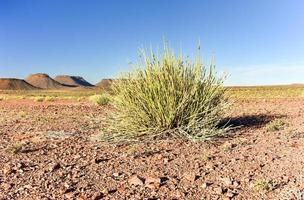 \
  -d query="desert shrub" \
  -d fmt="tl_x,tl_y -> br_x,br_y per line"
6,142 -> 26,154
15,96 -> 26,100
254,179 -> 277,191
266,119 -> 287,132
45,96 -> 55,102
34,96 -> 45,102
89,94 -> 110,106
103,44 -> 229,142
77,97 -> 85,102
